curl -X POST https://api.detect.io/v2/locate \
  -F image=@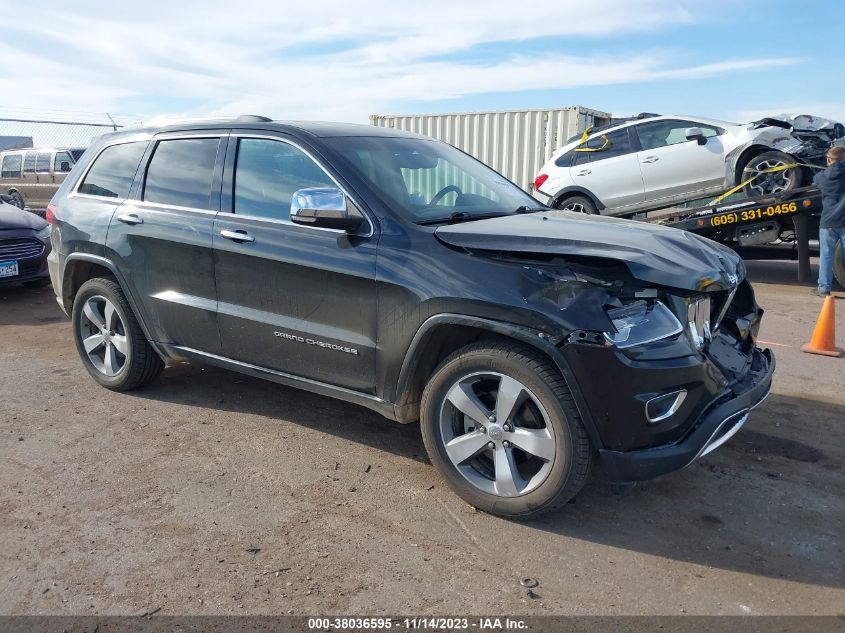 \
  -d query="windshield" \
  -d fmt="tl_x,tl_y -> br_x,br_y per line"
323,136 -> 542,224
